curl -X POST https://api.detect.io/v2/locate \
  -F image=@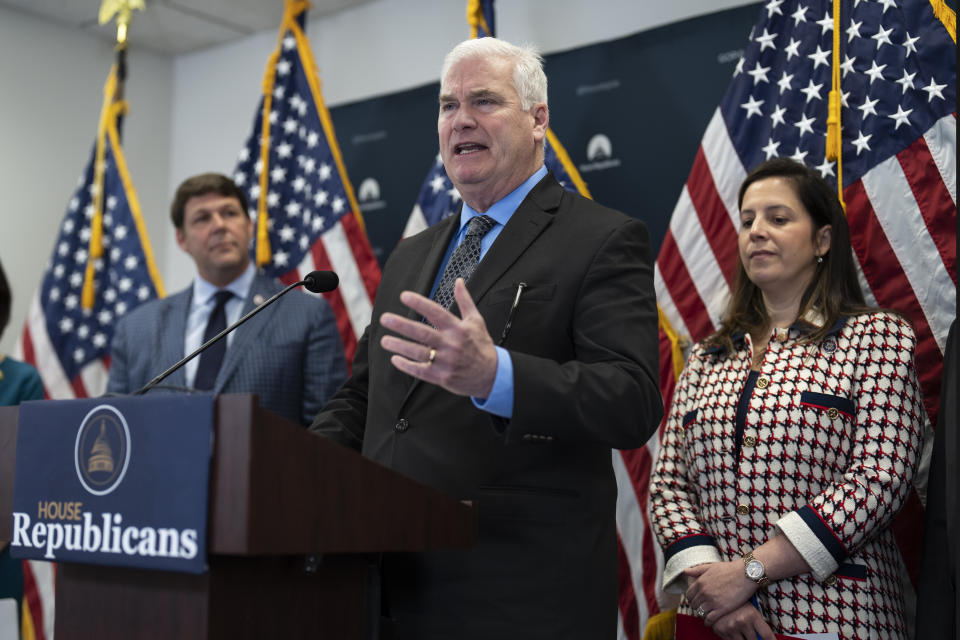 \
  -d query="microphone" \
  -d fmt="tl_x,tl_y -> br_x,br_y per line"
303,270 -> 338,294
133,270 -> 338,396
